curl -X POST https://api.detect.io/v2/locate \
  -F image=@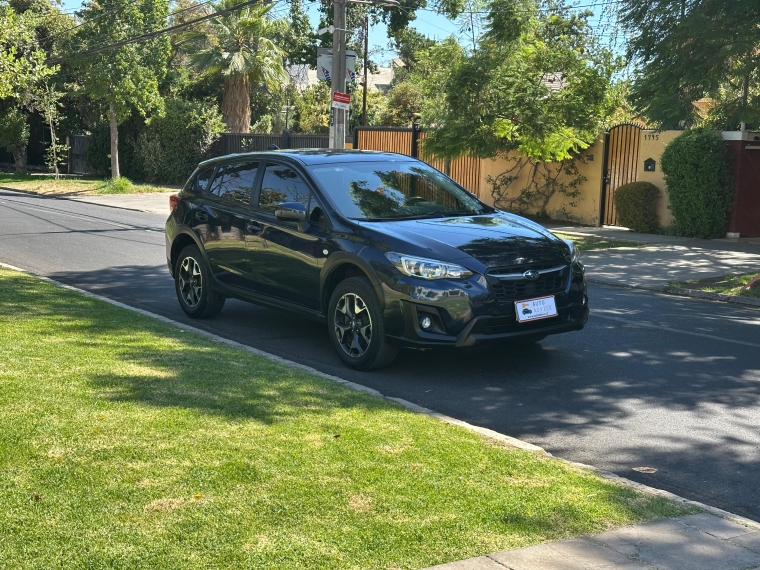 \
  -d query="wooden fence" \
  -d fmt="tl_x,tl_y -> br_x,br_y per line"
353,126 -> 483,198
67,135 -> 93,174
